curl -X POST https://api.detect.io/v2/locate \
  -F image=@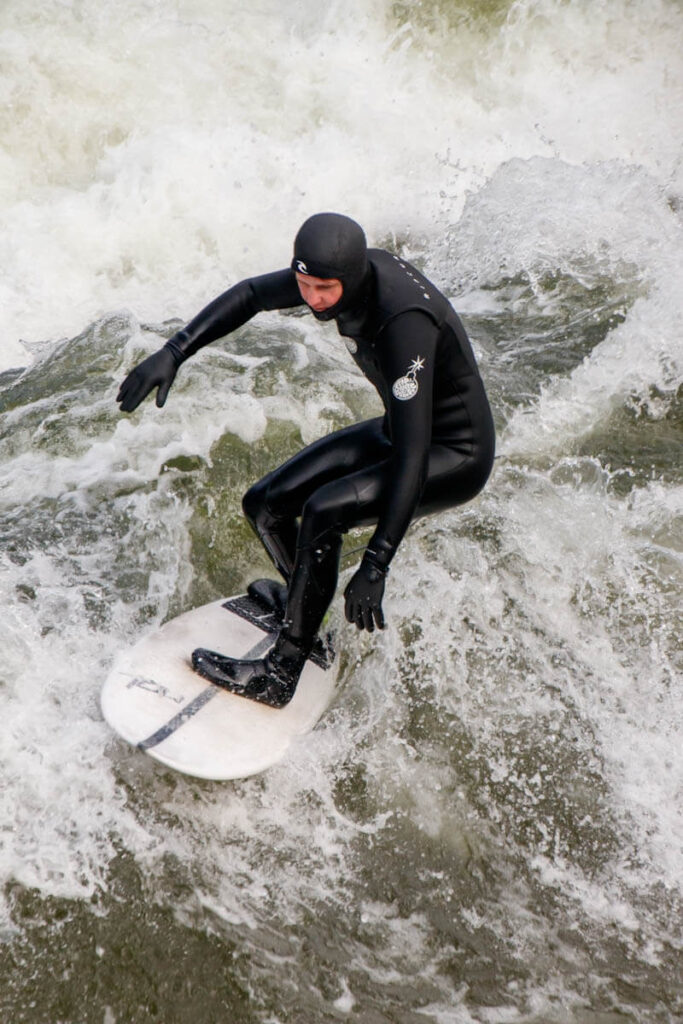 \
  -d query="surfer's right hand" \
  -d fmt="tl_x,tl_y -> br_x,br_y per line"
117,347 -> 178,412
